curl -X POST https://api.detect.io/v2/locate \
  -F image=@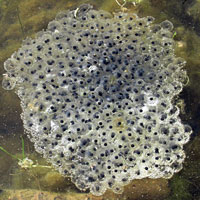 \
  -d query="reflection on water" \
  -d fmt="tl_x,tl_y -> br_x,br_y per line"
0,0 -> 200,199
